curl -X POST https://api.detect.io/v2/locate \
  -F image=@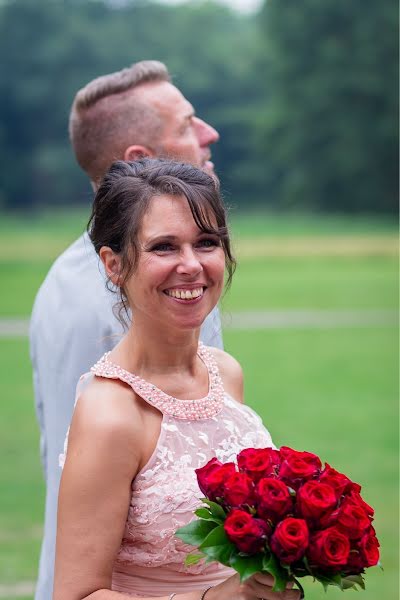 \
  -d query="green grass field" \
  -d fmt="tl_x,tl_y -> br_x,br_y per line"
0,210 -> 398,599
